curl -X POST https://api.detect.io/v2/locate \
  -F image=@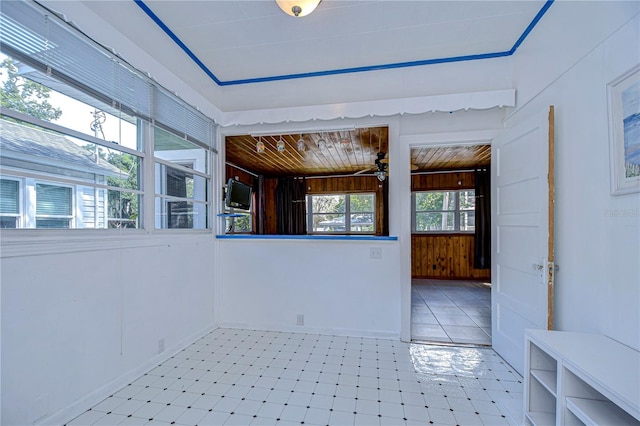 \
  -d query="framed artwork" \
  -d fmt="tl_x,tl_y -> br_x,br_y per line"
608,64 -> 640,195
